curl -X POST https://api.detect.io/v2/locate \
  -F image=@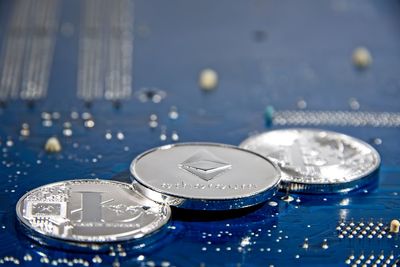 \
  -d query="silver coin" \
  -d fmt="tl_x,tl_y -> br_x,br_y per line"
240,128 -> 380,193
16,179 -> 171,244
130,143 -> 281,210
